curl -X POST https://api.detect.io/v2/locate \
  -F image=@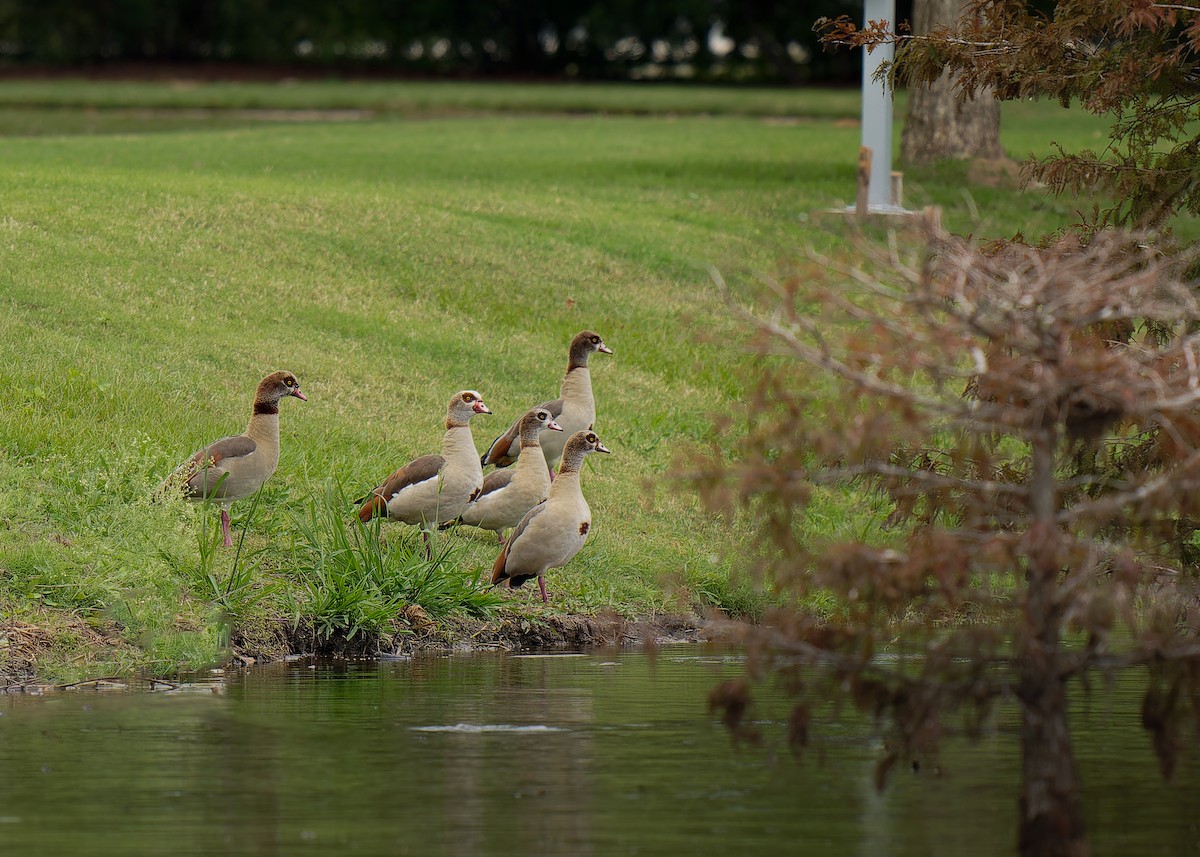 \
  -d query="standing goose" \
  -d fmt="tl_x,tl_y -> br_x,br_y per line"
481,330 -> 611,477
356,390 -> 491,552
159,370 -> 307,547
449,408 -> 562,544
491,430 -> 610,603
